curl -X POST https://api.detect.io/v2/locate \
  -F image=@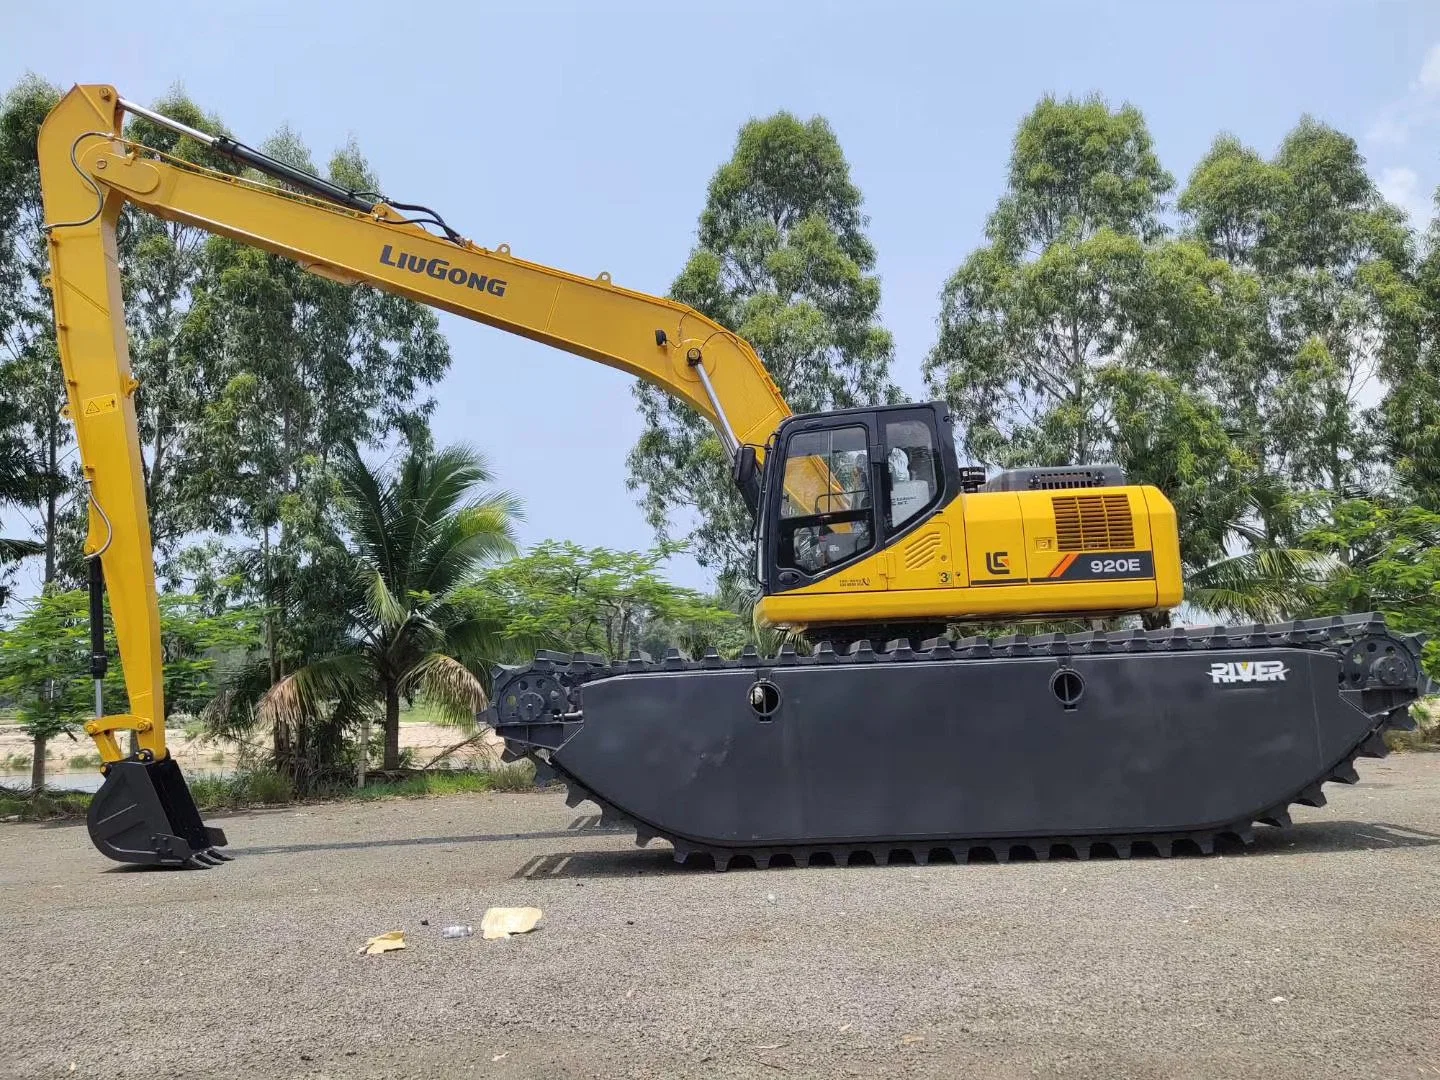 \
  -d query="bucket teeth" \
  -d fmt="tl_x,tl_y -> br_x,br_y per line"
564,787 -> 587,809
1358,732 -> 1389,758
1297,784 -> 1328,807
1259,807 -> 1292,828
206,847 -> 233,862
1329,761 -> 1359,784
